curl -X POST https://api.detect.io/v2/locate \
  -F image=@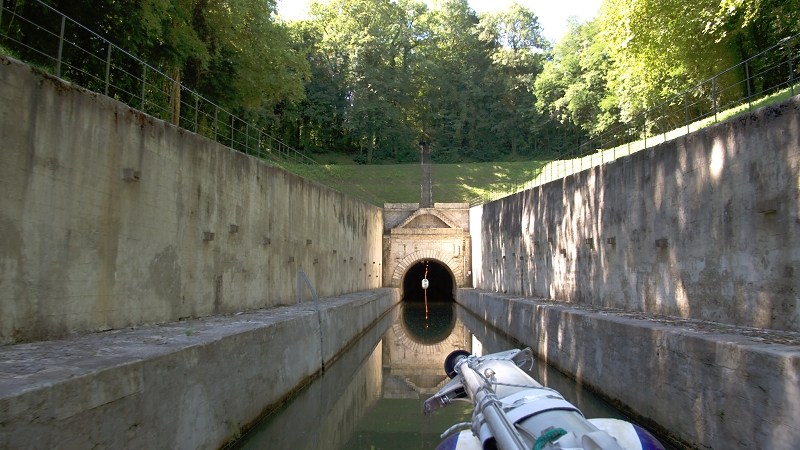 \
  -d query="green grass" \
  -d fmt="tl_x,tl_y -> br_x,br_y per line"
0,45 -> 55,75
282,83 -> 799,206
596,83 -> 800,163
283,84 -> 799,206
282,159 -> 548,205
